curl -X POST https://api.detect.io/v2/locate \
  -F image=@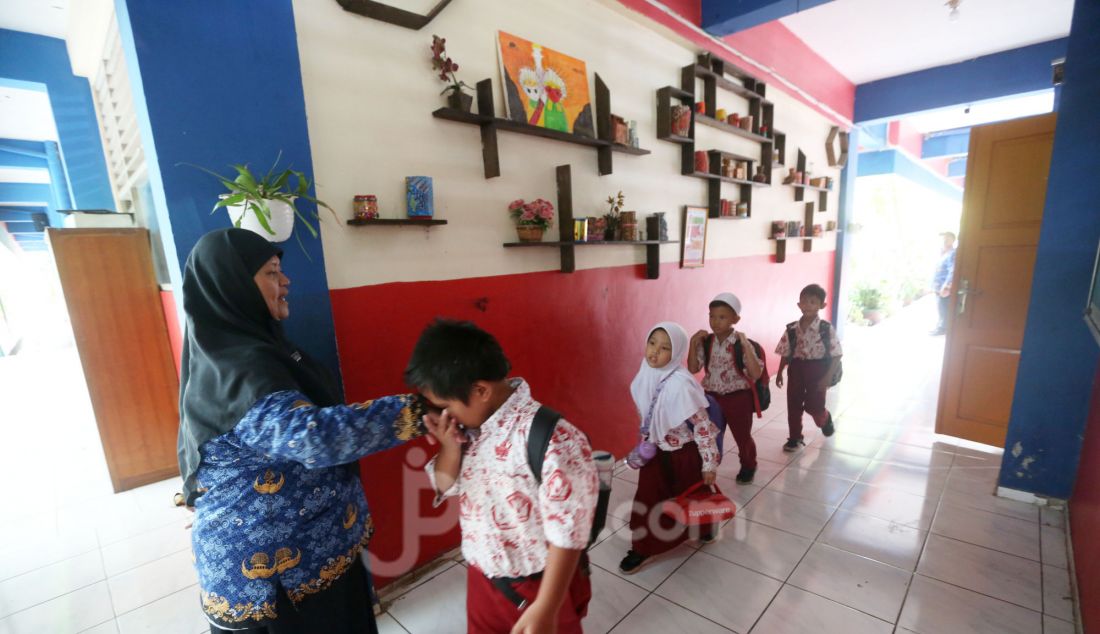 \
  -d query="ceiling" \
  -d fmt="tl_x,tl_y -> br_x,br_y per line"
0,86 -> 58,142
903,89 -> 1055,134
0,0 -> 68,39
781,0 -> 1074,84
